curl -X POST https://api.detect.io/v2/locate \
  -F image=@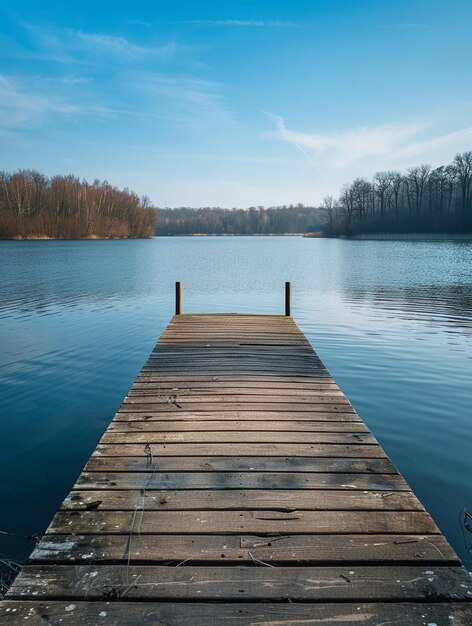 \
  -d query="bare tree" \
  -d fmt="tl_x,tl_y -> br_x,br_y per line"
453,151 -> 472,213
407,165 -> 431,214
321,195 -> 338,234
373,171 -> 391,217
